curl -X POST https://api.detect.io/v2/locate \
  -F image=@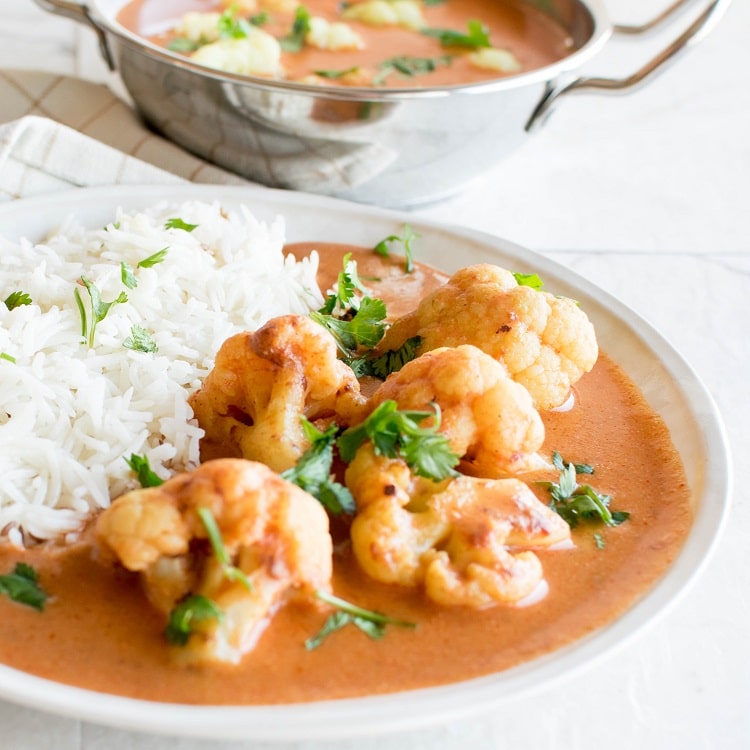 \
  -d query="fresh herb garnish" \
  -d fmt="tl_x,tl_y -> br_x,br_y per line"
280,5 -> 312,52
373,224 -> 419,273
167,37 -> 200,53
374,55 -> 452,85
541,451 -> 629,529
3,291 -> 32,310
313,66 -> 360,79
512,271 -> 544,290
196,507 -> 253,591
318,253 -> 369,315
0,352 -> 16,363
164,217 -> 198,232
120,261 -> 138,289
422,19 -> 491,49
0,563 -> 49,611
337,400 -> 460,481
165,594 -> 224,646
349,335 -> 422,379
123,324 -> 158,353
305,590 -> 415,649
217,6 -> 254,38
74,276 -> 128,347
311,297 -> 387,357
137,247 -> 169,268
281,419 -> 355,515
124,453 -> 164,488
